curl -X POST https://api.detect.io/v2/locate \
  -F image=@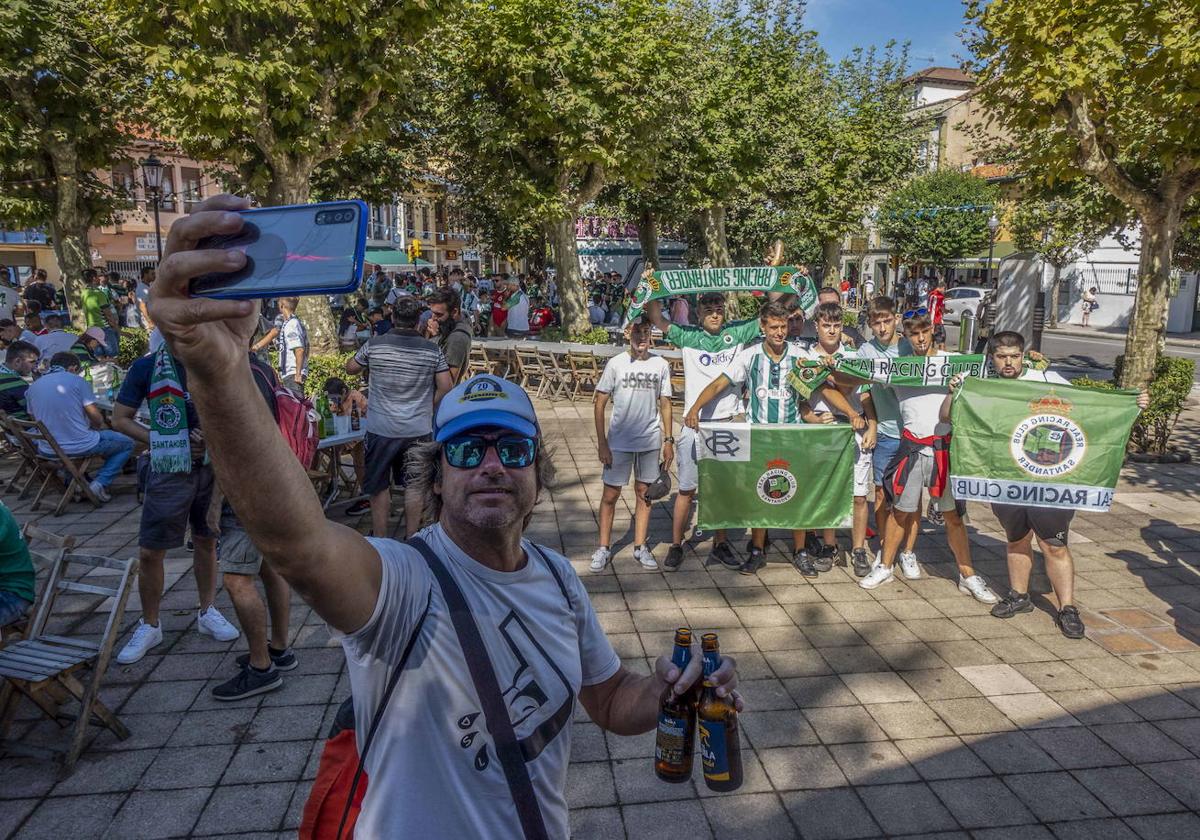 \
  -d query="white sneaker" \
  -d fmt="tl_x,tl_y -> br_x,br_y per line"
898,551 -> 921,580
859,563 -> 895,590
197,605 -> 240,641
959,574 -> 1000,604
589,547 -> 611,574
88,480 -> 111,503
634,545 -> 658,570
116,619 -> 162,664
